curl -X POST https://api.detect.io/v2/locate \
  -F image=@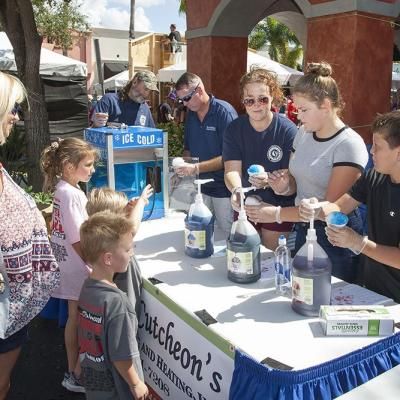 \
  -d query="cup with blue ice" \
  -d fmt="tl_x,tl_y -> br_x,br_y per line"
326,211 -> 349,228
